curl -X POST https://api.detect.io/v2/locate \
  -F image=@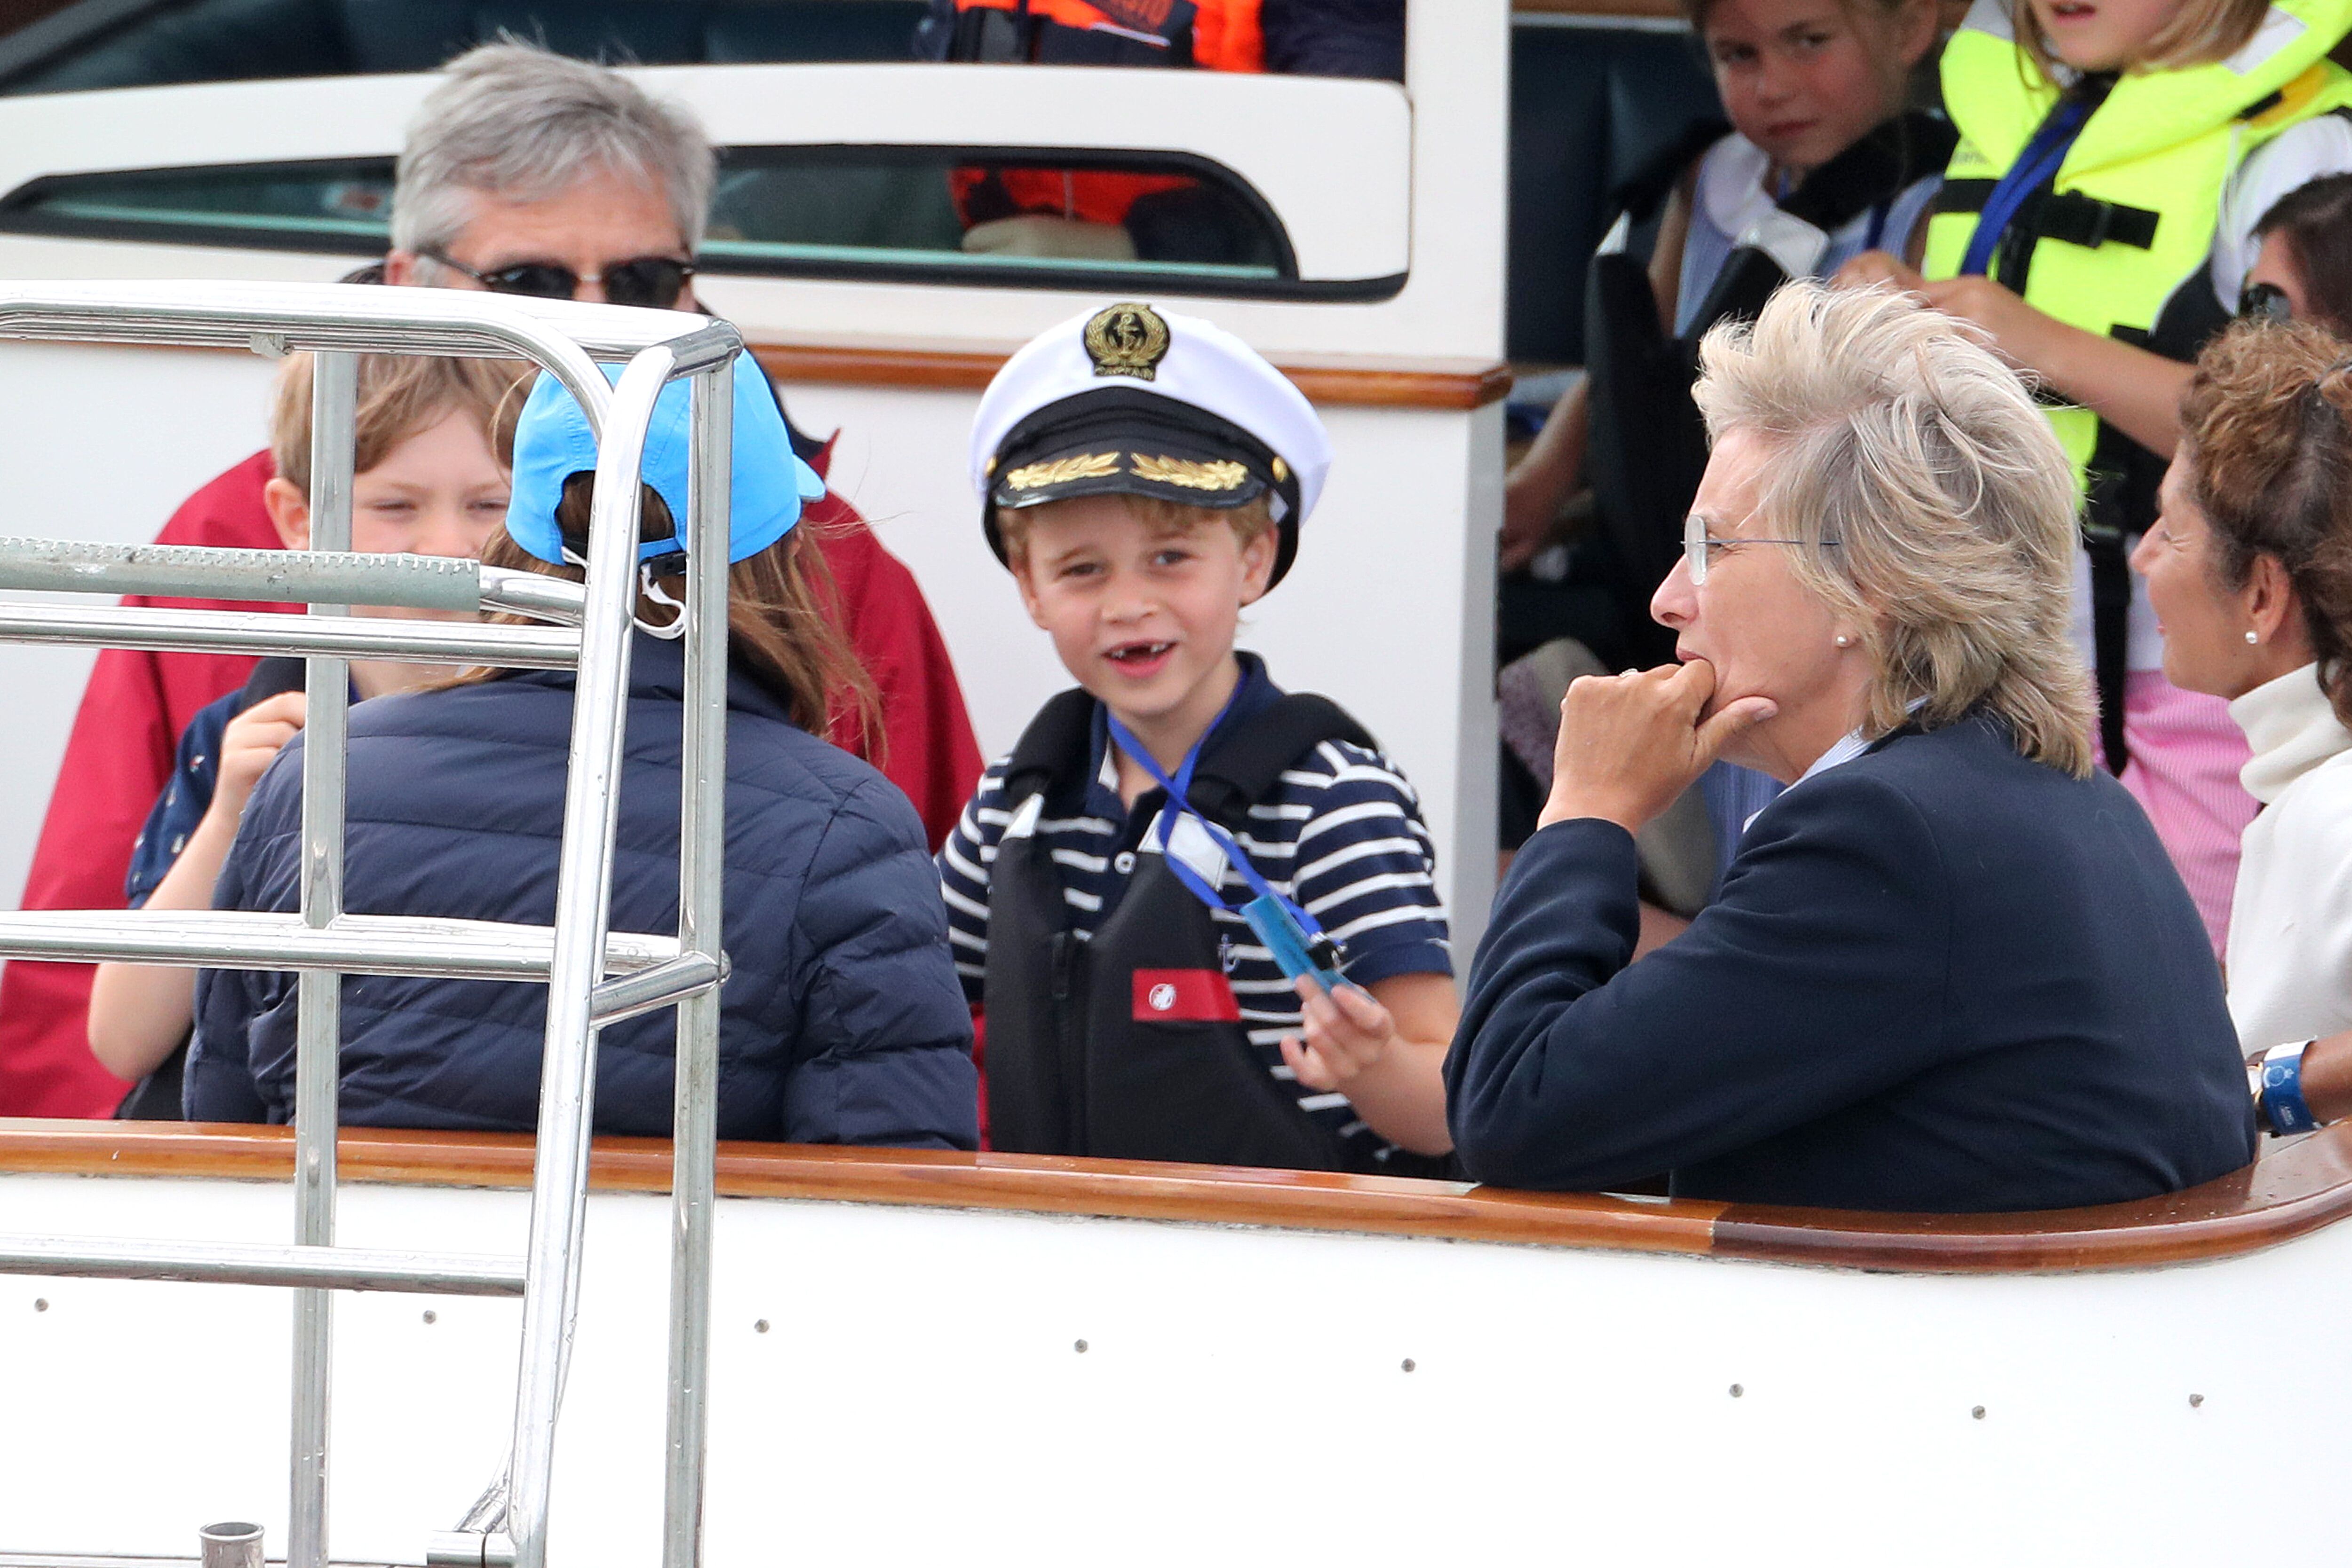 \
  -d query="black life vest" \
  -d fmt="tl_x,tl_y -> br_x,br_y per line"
1583,111 -> 1957,666
983,686 -> 1439,1174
